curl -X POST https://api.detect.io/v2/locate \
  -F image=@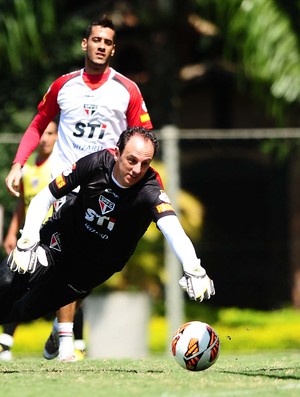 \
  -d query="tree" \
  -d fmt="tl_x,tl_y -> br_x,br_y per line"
194,0 -> 300,125
0,0 -> 57,74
